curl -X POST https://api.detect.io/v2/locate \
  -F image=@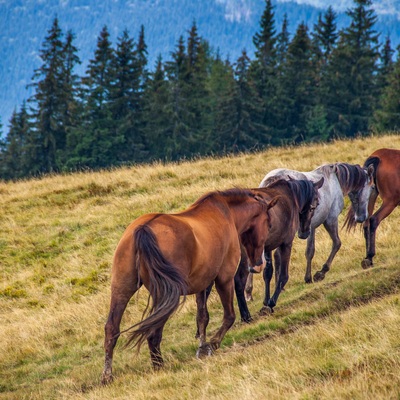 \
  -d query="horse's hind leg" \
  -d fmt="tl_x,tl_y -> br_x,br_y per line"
148,326 -> 165,370
363,200 -> 397,269
314,218 -> 341,282
195,289 -> 211,354
102,279 -> 141,385
195,283 -> 213,339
